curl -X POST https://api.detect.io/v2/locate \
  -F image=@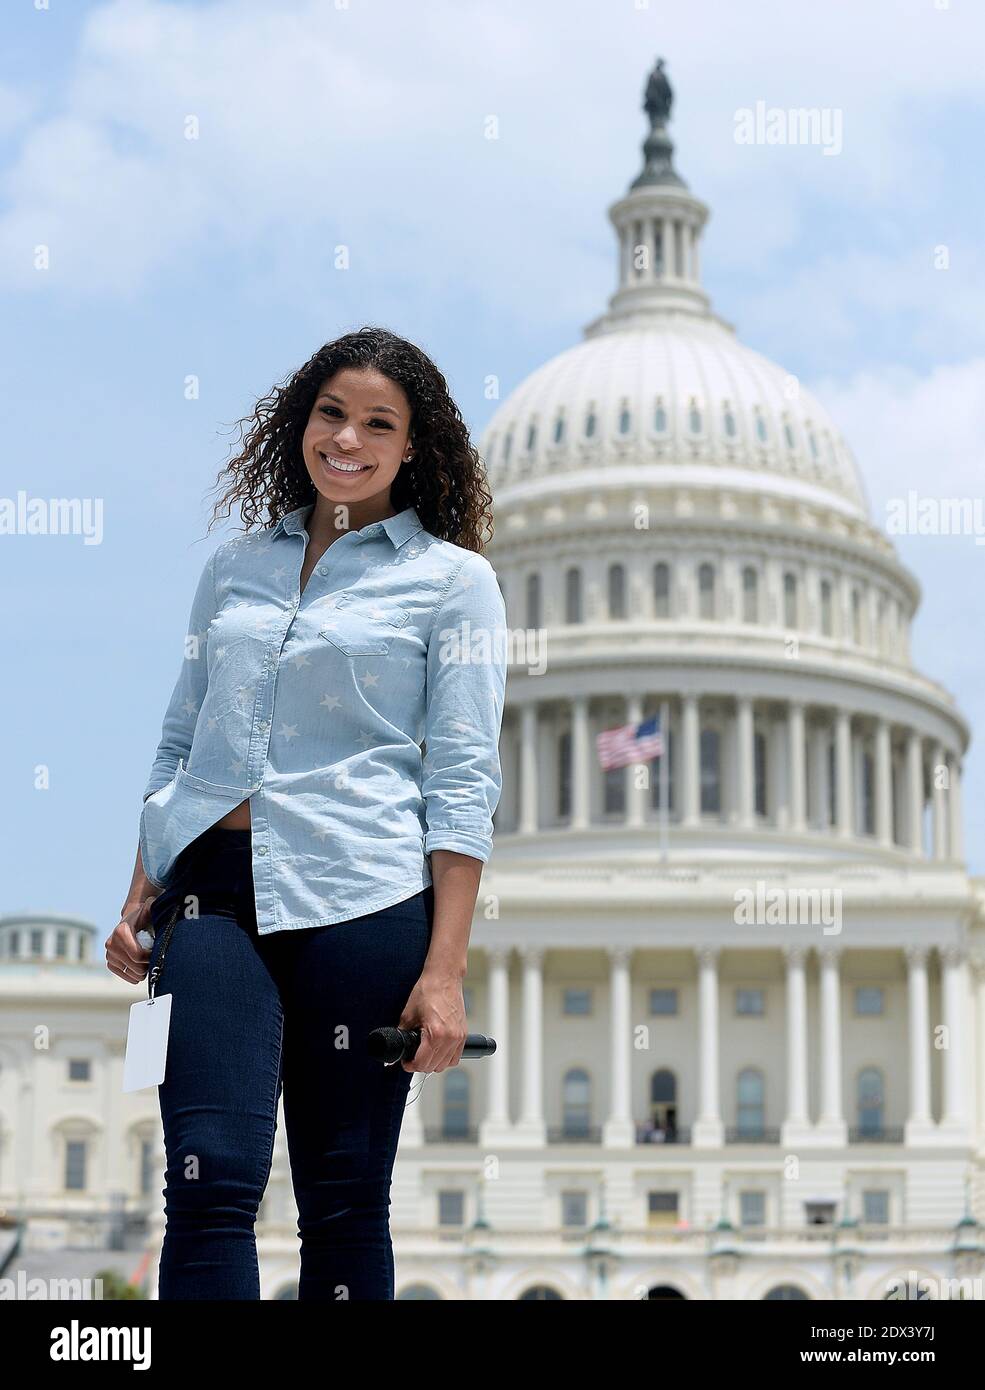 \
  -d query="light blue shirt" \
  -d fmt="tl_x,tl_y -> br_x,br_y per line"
139,504 -> 508,934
